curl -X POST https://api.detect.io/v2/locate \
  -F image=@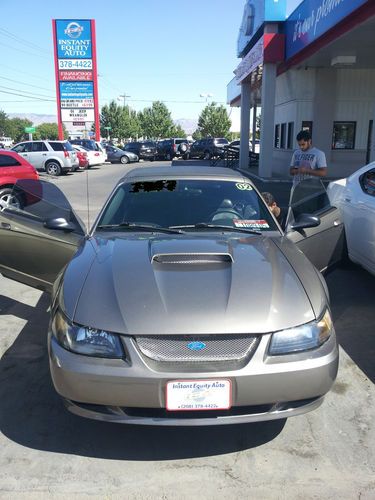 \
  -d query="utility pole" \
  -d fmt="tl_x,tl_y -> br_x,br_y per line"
118,93 -> 131,108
